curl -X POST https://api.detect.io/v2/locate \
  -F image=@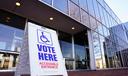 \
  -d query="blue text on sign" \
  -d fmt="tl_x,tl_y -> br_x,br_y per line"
37,44 -> 58,61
